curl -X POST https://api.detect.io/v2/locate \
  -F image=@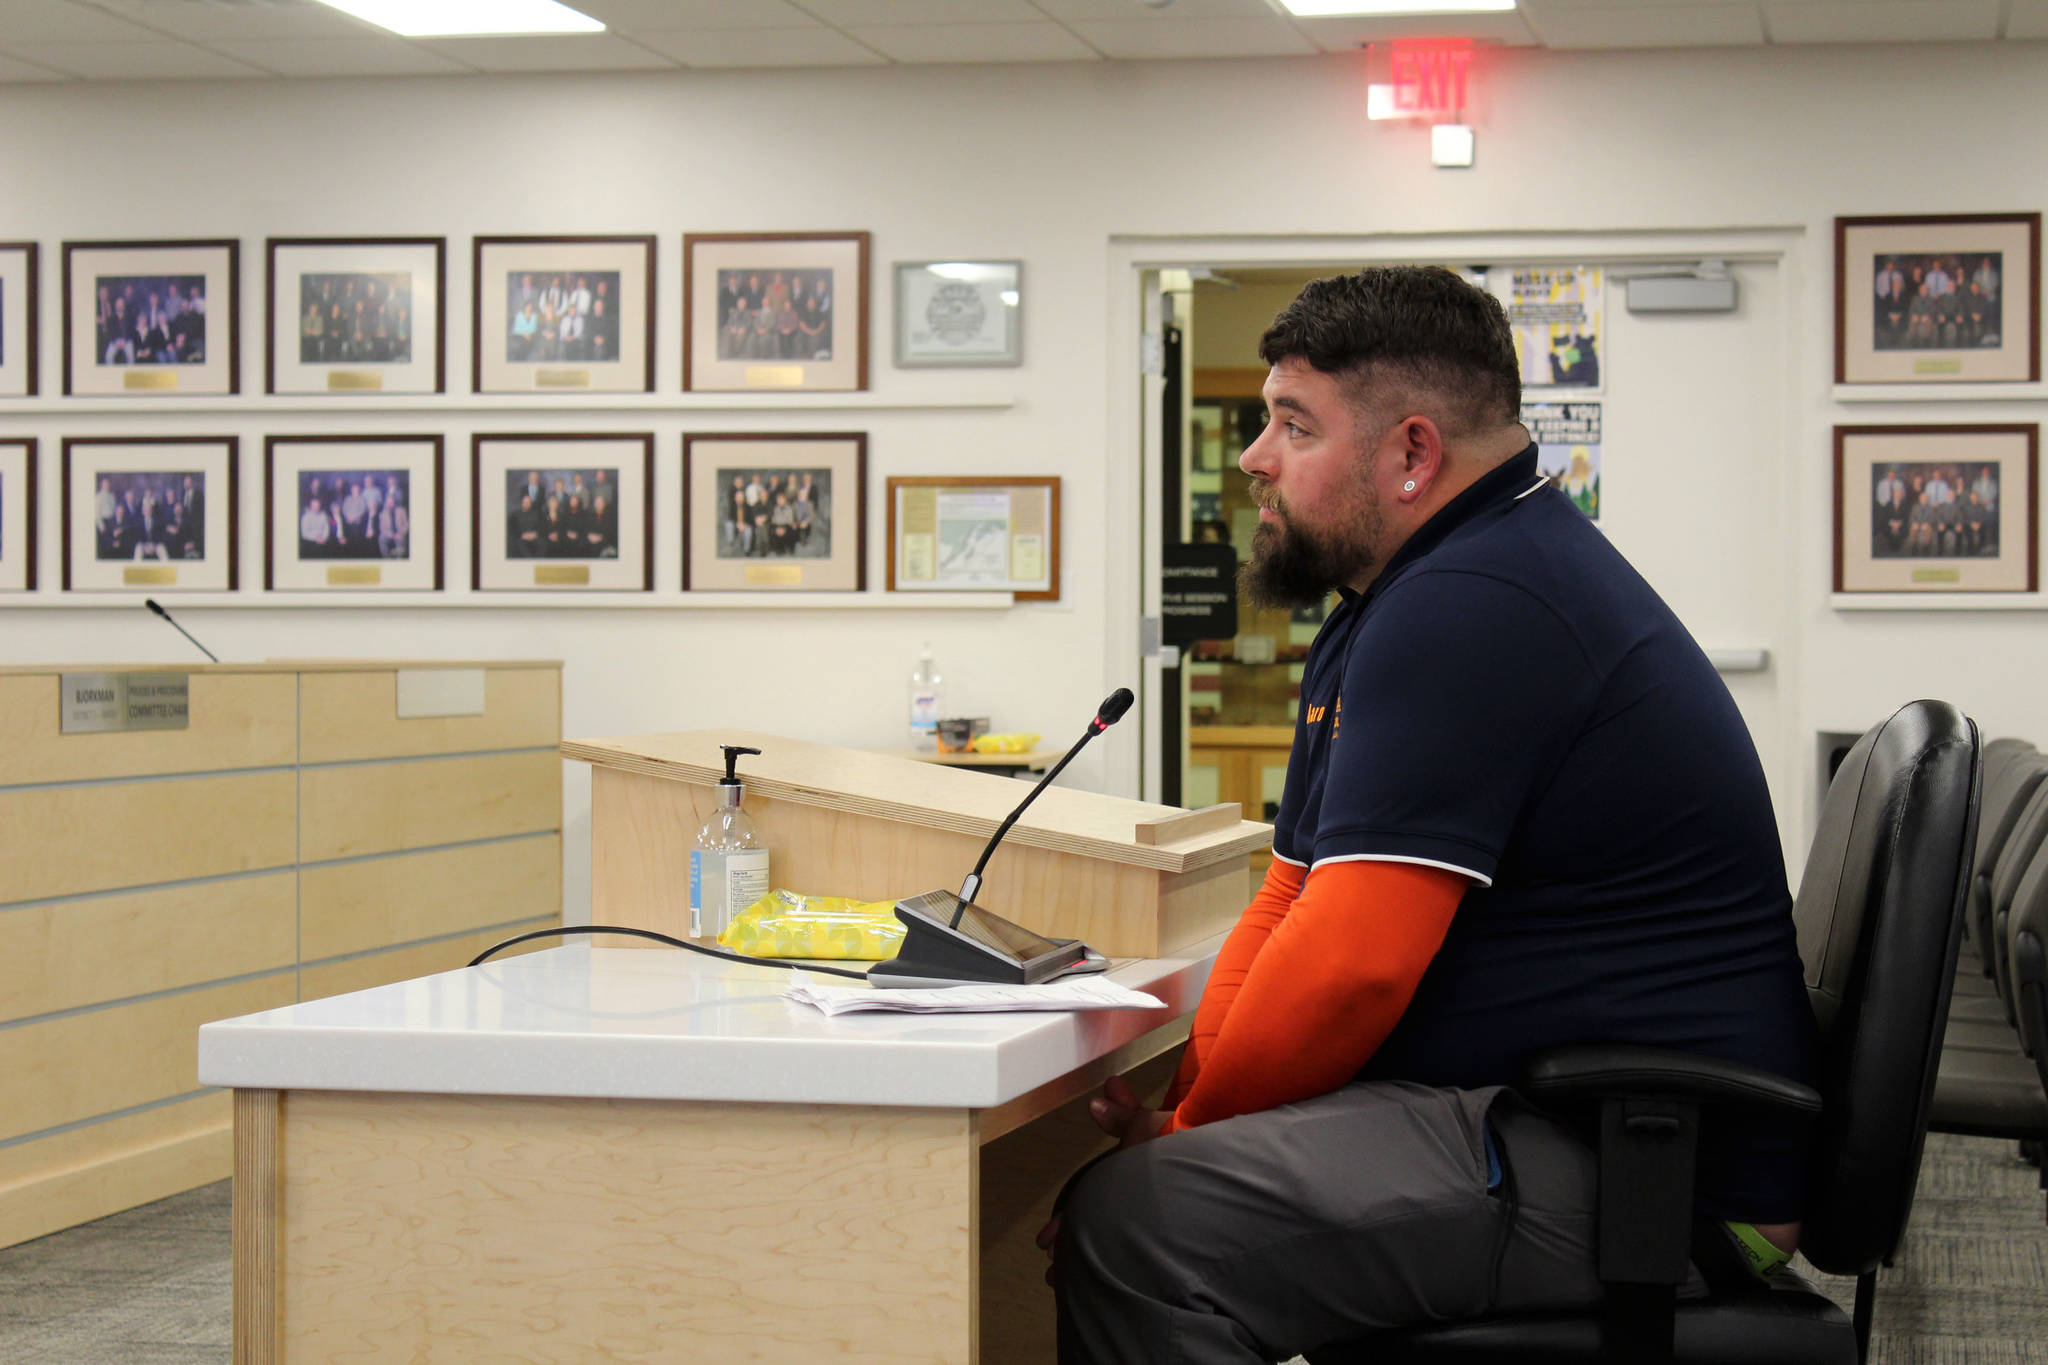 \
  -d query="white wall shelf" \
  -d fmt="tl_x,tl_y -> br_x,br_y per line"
0,590 -> 1016,611
1830,593 -> 2048,611
1830,382 -> 2046,405
0,393 -> 1015,417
